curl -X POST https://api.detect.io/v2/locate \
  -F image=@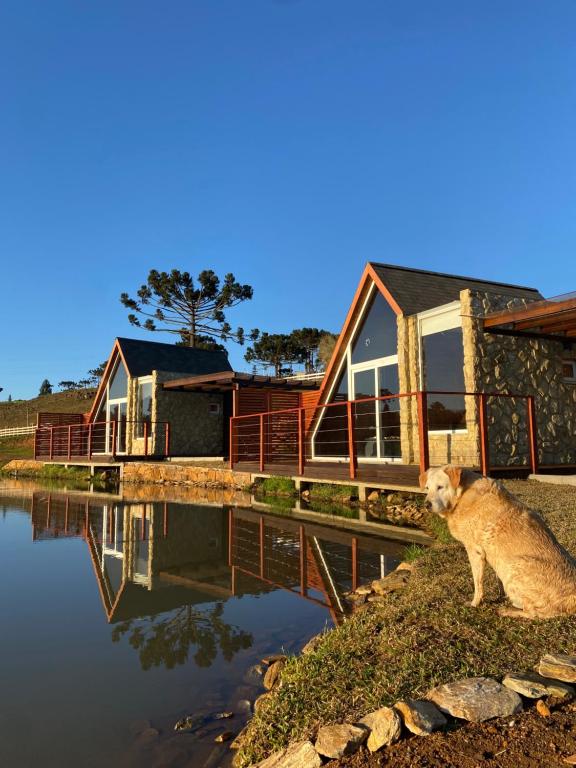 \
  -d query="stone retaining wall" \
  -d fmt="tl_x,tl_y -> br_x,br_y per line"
122,462 -> 252,489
